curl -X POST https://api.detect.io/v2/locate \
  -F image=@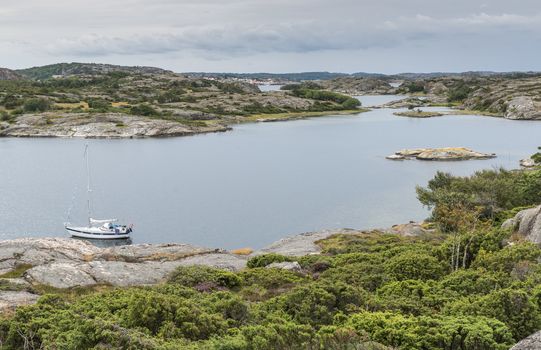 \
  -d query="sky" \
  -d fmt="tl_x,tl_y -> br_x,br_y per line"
1,0 -> 541,73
